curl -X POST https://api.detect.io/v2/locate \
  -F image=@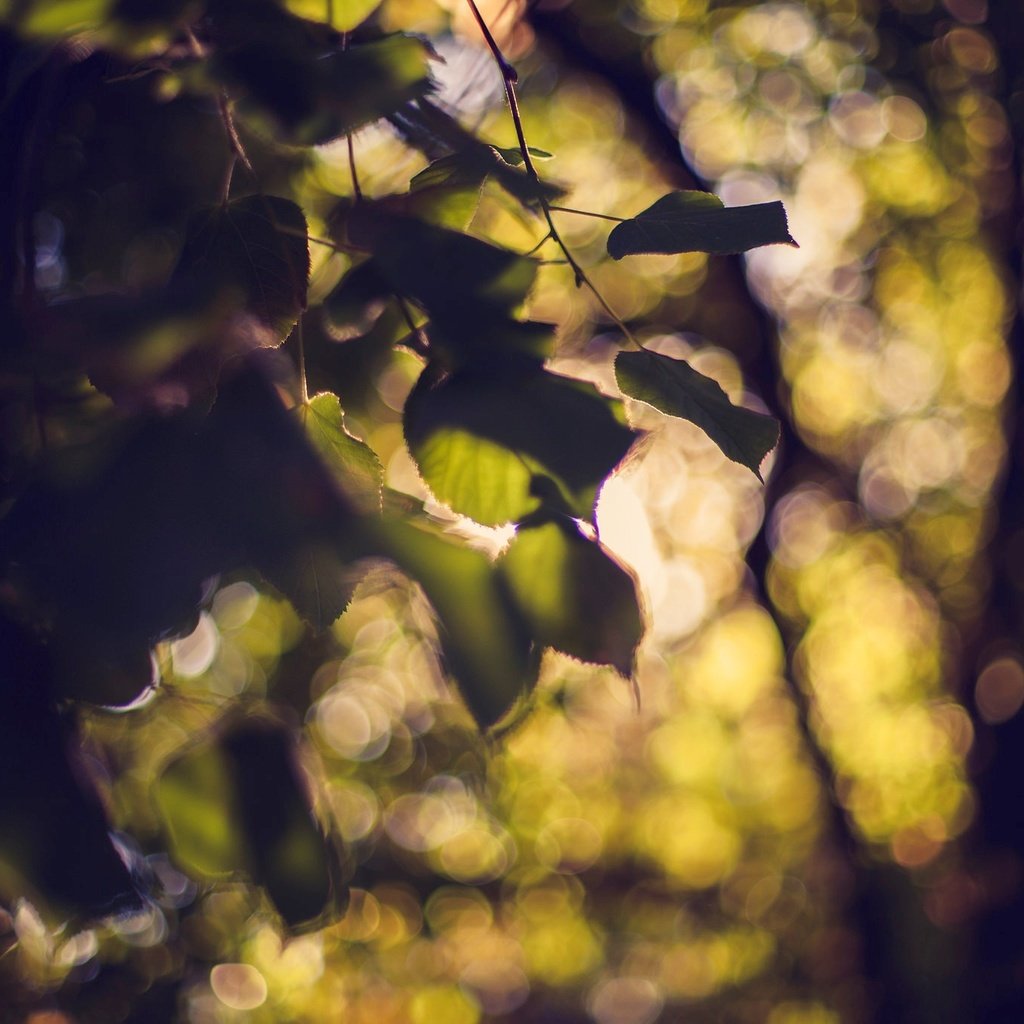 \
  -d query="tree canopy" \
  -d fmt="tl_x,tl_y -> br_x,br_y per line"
1,1 -> 1023,1022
